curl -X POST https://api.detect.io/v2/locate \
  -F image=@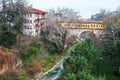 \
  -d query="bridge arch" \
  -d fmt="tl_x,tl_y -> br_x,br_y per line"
79,31 -> 97,41
67,28 -> 104,40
